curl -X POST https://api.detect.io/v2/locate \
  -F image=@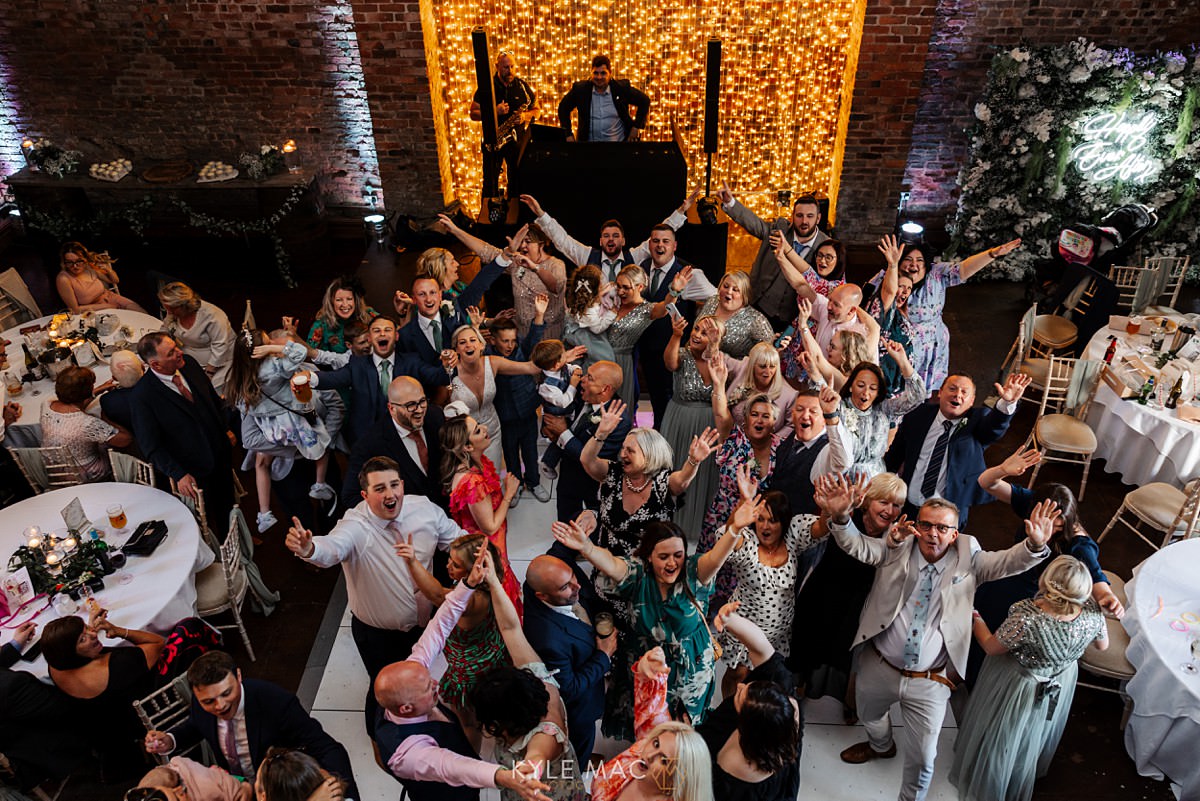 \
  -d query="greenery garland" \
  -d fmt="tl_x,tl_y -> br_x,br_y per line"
16,184 -> 308,288
948,39 -> 1200,282
8,540 -> 114,595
